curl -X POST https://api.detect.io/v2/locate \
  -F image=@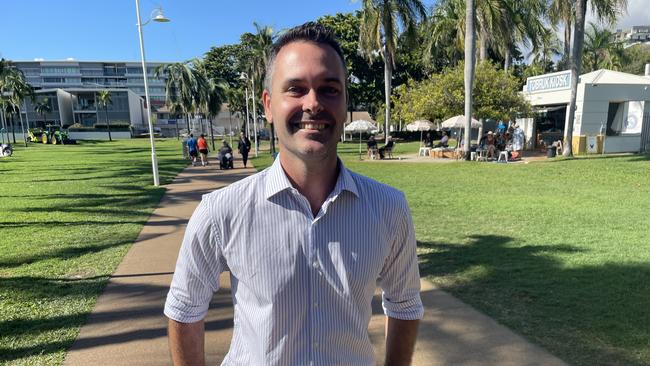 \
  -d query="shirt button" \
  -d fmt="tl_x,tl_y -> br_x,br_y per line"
312,261 -> 319,269
313,301 -> 319,308
313,341 -> 319,348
